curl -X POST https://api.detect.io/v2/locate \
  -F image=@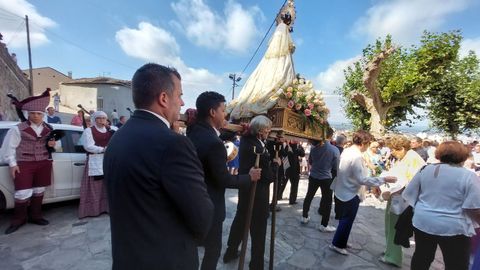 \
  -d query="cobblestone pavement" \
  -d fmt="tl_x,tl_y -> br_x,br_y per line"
0,176 -> 445,270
